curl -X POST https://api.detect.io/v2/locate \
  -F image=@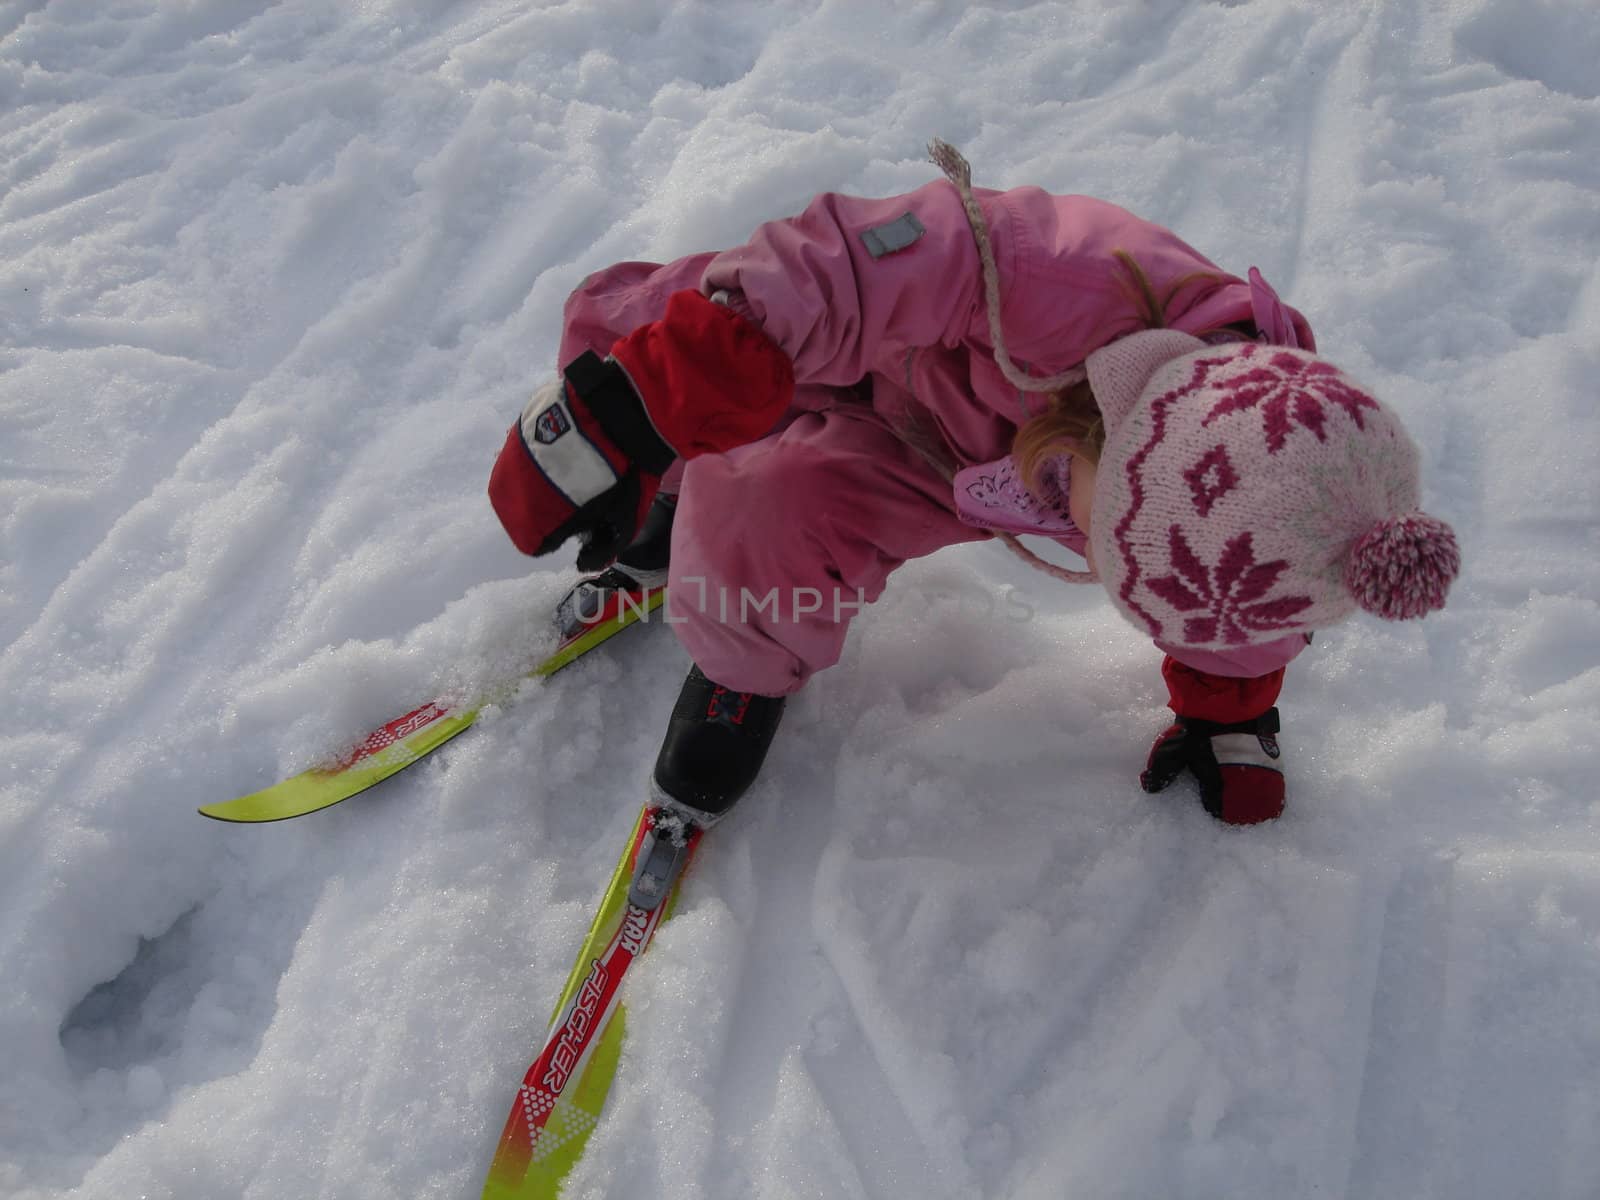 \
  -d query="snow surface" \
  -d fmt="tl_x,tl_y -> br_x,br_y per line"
3,1 -> 1598,1197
